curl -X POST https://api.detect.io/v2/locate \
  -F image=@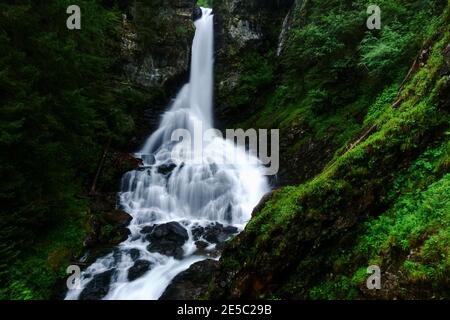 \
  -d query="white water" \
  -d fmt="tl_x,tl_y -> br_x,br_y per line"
66,8 -> 269,300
